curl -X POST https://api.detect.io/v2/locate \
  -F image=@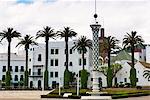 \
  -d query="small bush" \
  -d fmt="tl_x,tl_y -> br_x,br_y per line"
136,86 -> 142,90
